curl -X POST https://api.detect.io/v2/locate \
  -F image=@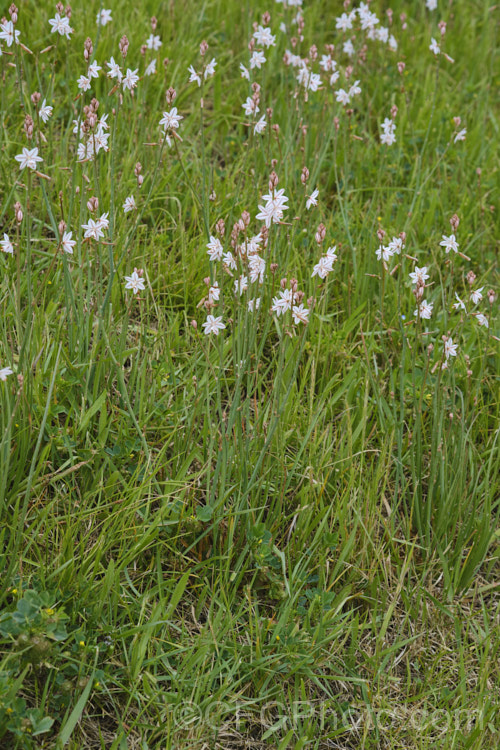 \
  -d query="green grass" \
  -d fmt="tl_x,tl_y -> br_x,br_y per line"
0,0 -> 498,747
